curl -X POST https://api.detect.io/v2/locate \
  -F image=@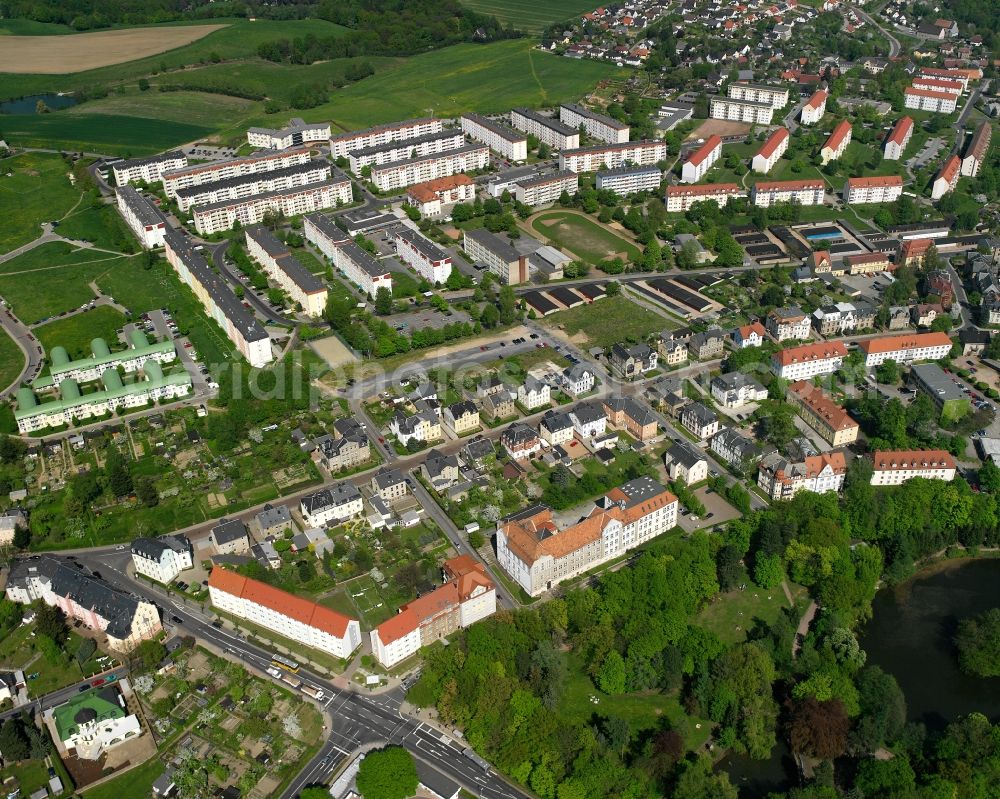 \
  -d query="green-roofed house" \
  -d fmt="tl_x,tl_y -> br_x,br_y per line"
49,685 -> 141,760
33,331 -> 177,391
